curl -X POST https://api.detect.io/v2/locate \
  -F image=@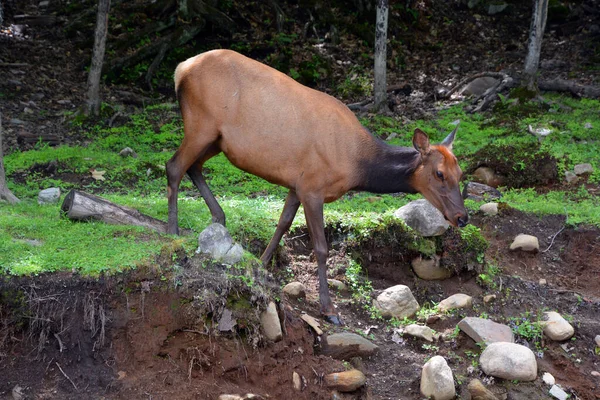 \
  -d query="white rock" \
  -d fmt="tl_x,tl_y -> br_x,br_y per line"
565,171 -> 578,184
420,356 -> 456,400
283,282 -> 306,298
292,371 -> 301,391
573,163 -> 593,176
549,385 -> 569,400
405,324 -> 434,342
543,372 -> 556,386
542,311 -> 574,341
197,223 -> 243,264
480,342 -> 537,381
373,285 -> 420,319
438,293 -> 473,312
394,199 -> 449,237
411,255 -> 453,280
458,317 -> 514,344
38,187 -> 61,205
480,202 -> 499,216
260,302 -> 282,342
595,335 -> 600,347
509,234 -> 539,252
539,278 -> 547,286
